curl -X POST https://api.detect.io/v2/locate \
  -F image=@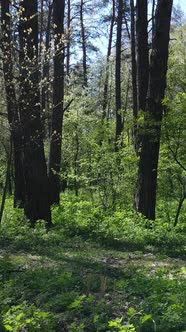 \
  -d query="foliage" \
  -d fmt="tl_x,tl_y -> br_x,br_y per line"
0,196 -> 186,331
